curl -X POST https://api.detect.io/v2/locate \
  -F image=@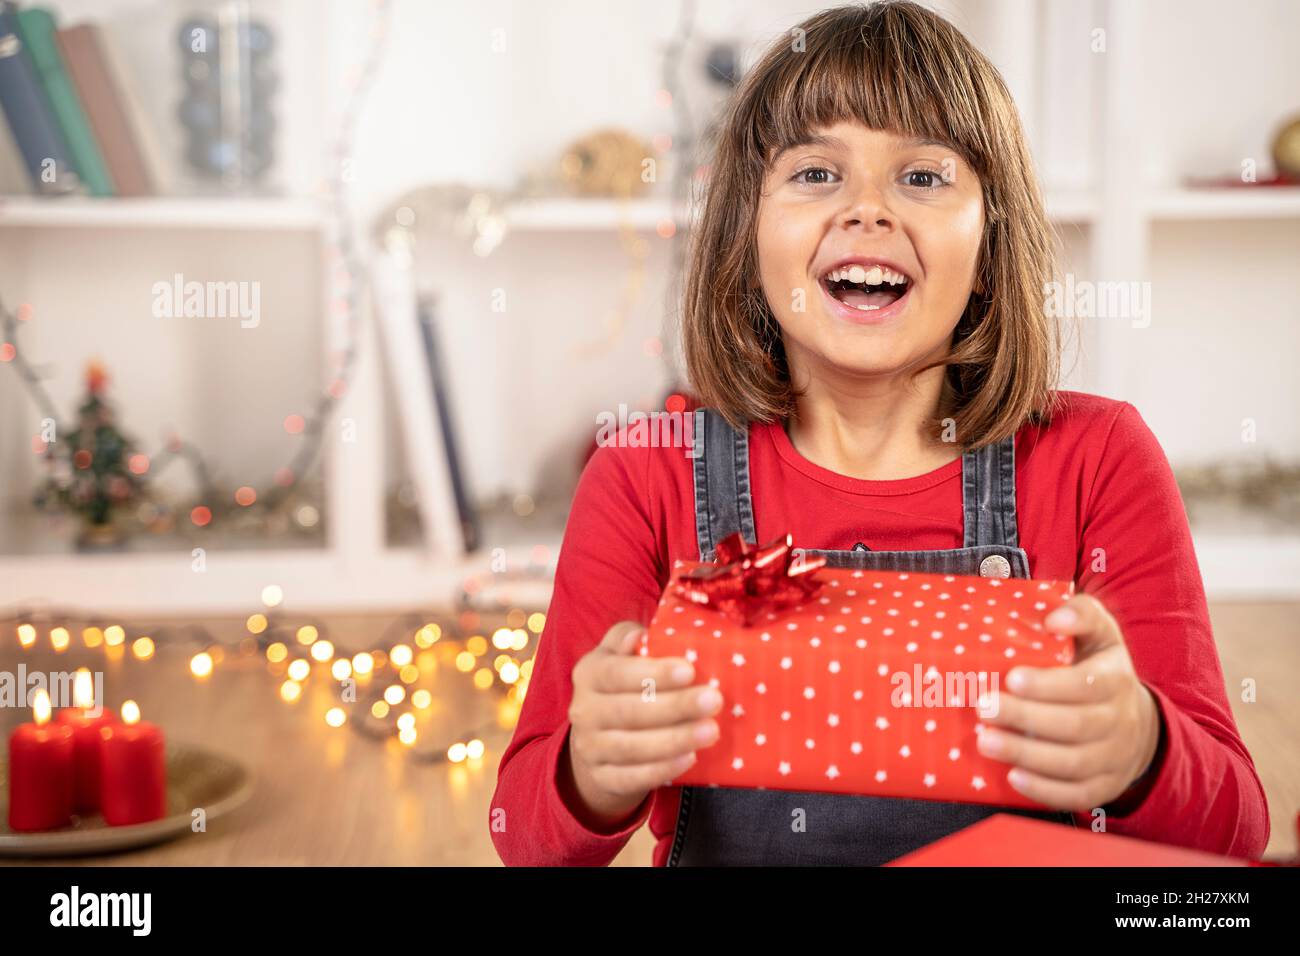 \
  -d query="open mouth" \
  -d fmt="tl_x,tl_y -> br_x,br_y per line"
820,264 -> 911,313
